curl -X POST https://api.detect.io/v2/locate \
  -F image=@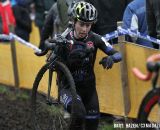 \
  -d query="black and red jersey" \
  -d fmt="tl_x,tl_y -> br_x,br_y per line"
64,30 -> 122,82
